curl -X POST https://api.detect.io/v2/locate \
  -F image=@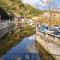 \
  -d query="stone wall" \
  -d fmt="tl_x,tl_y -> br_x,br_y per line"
36,31 -> 60,60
